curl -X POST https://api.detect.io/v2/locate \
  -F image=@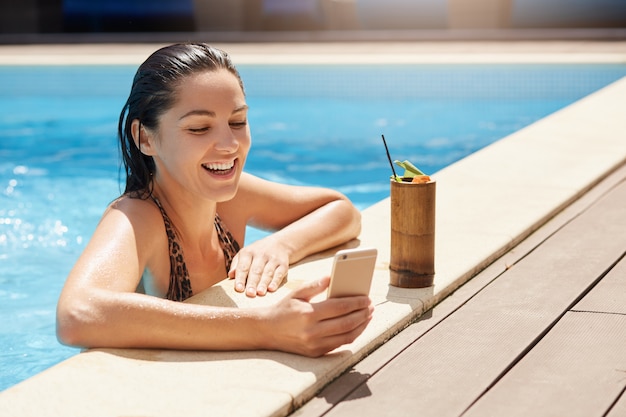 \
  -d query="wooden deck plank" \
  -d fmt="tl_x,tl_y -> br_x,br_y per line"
573,255 -> 626,315
309,177 -> 626,417
464,312 -> 626,417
